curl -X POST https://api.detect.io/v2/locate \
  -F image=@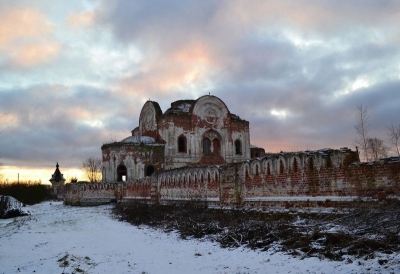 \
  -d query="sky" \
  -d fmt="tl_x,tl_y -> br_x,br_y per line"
1,0 -> 400,183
